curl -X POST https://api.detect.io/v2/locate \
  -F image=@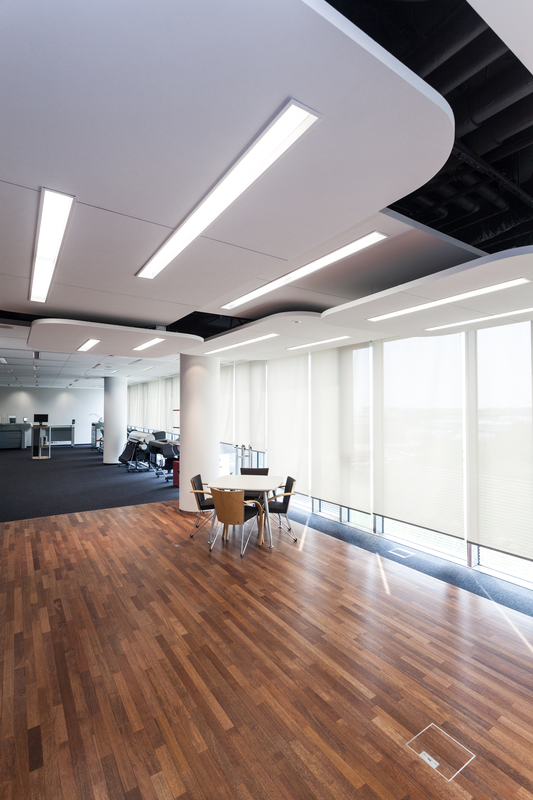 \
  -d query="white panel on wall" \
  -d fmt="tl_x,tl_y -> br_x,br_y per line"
0,387 -> 103,444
